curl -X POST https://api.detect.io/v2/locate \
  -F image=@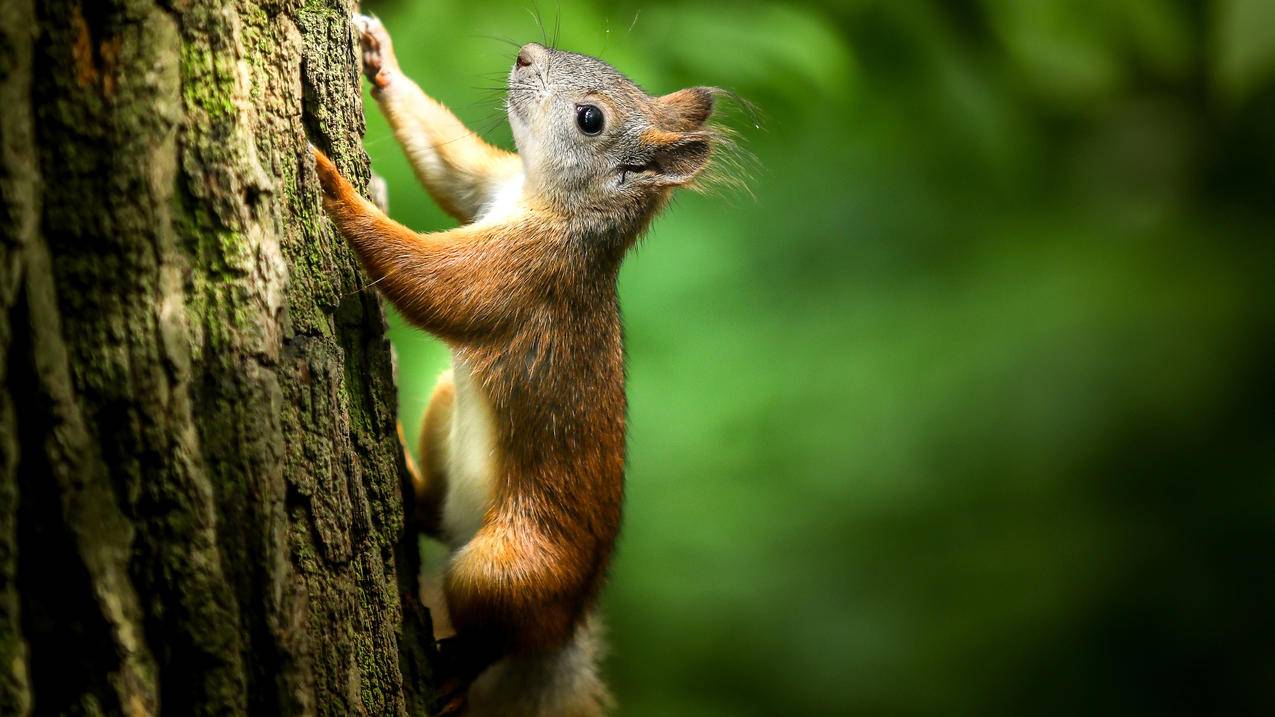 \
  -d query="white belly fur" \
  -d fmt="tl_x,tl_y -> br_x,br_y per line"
438,174 -> 522,548
441,355 -> 499,548
473,172 -> 526,227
